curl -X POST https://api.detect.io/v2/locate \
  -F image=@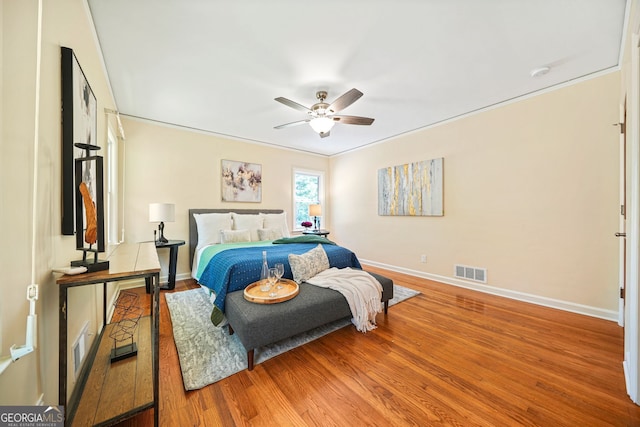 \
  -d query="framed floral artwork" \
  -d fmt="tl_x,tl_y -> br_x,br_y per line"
221,160 -> 262,202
